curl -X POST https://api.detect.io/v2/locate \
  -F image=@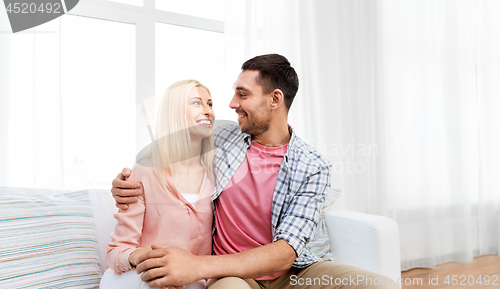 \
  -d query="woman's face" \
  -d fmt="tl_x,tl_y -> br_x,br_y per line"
186,86 -> 214,139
